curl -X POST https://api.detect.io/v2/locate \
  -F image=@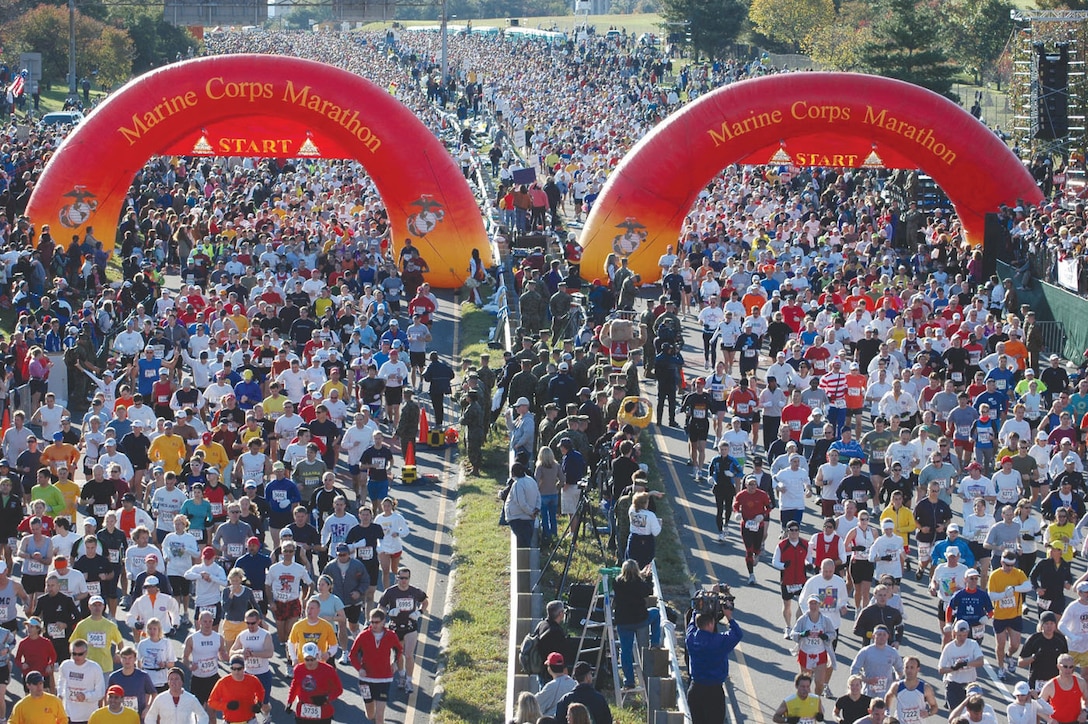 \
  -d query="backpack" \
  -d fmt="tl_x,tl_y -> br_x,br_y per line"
519,627 -> 543,674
